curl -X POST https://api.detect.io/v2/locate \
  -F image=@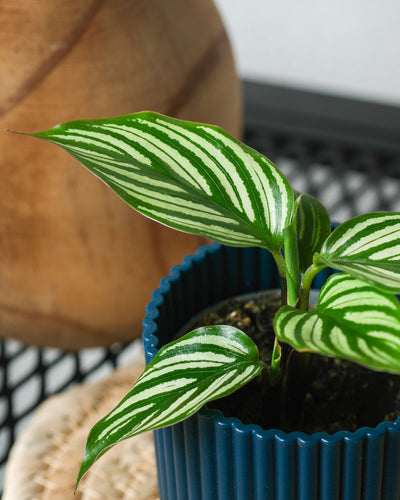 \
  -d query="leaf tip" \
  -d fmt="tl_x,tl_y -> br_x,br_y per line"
75,454 -> 91,492
6,128 -> 51,142
6,128 -> 29,136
